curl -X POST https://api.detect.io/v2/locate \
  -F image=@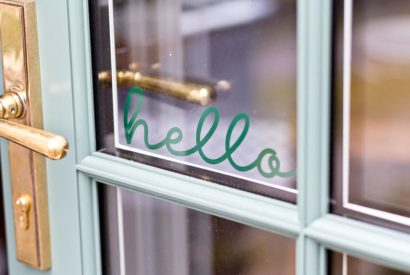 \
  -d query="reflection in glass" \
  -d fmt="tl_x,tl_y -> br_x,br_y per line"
332,0 -> 410,229
100,185 -> 296,275
329,252 -> 409,275
90,0 -> 297,200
